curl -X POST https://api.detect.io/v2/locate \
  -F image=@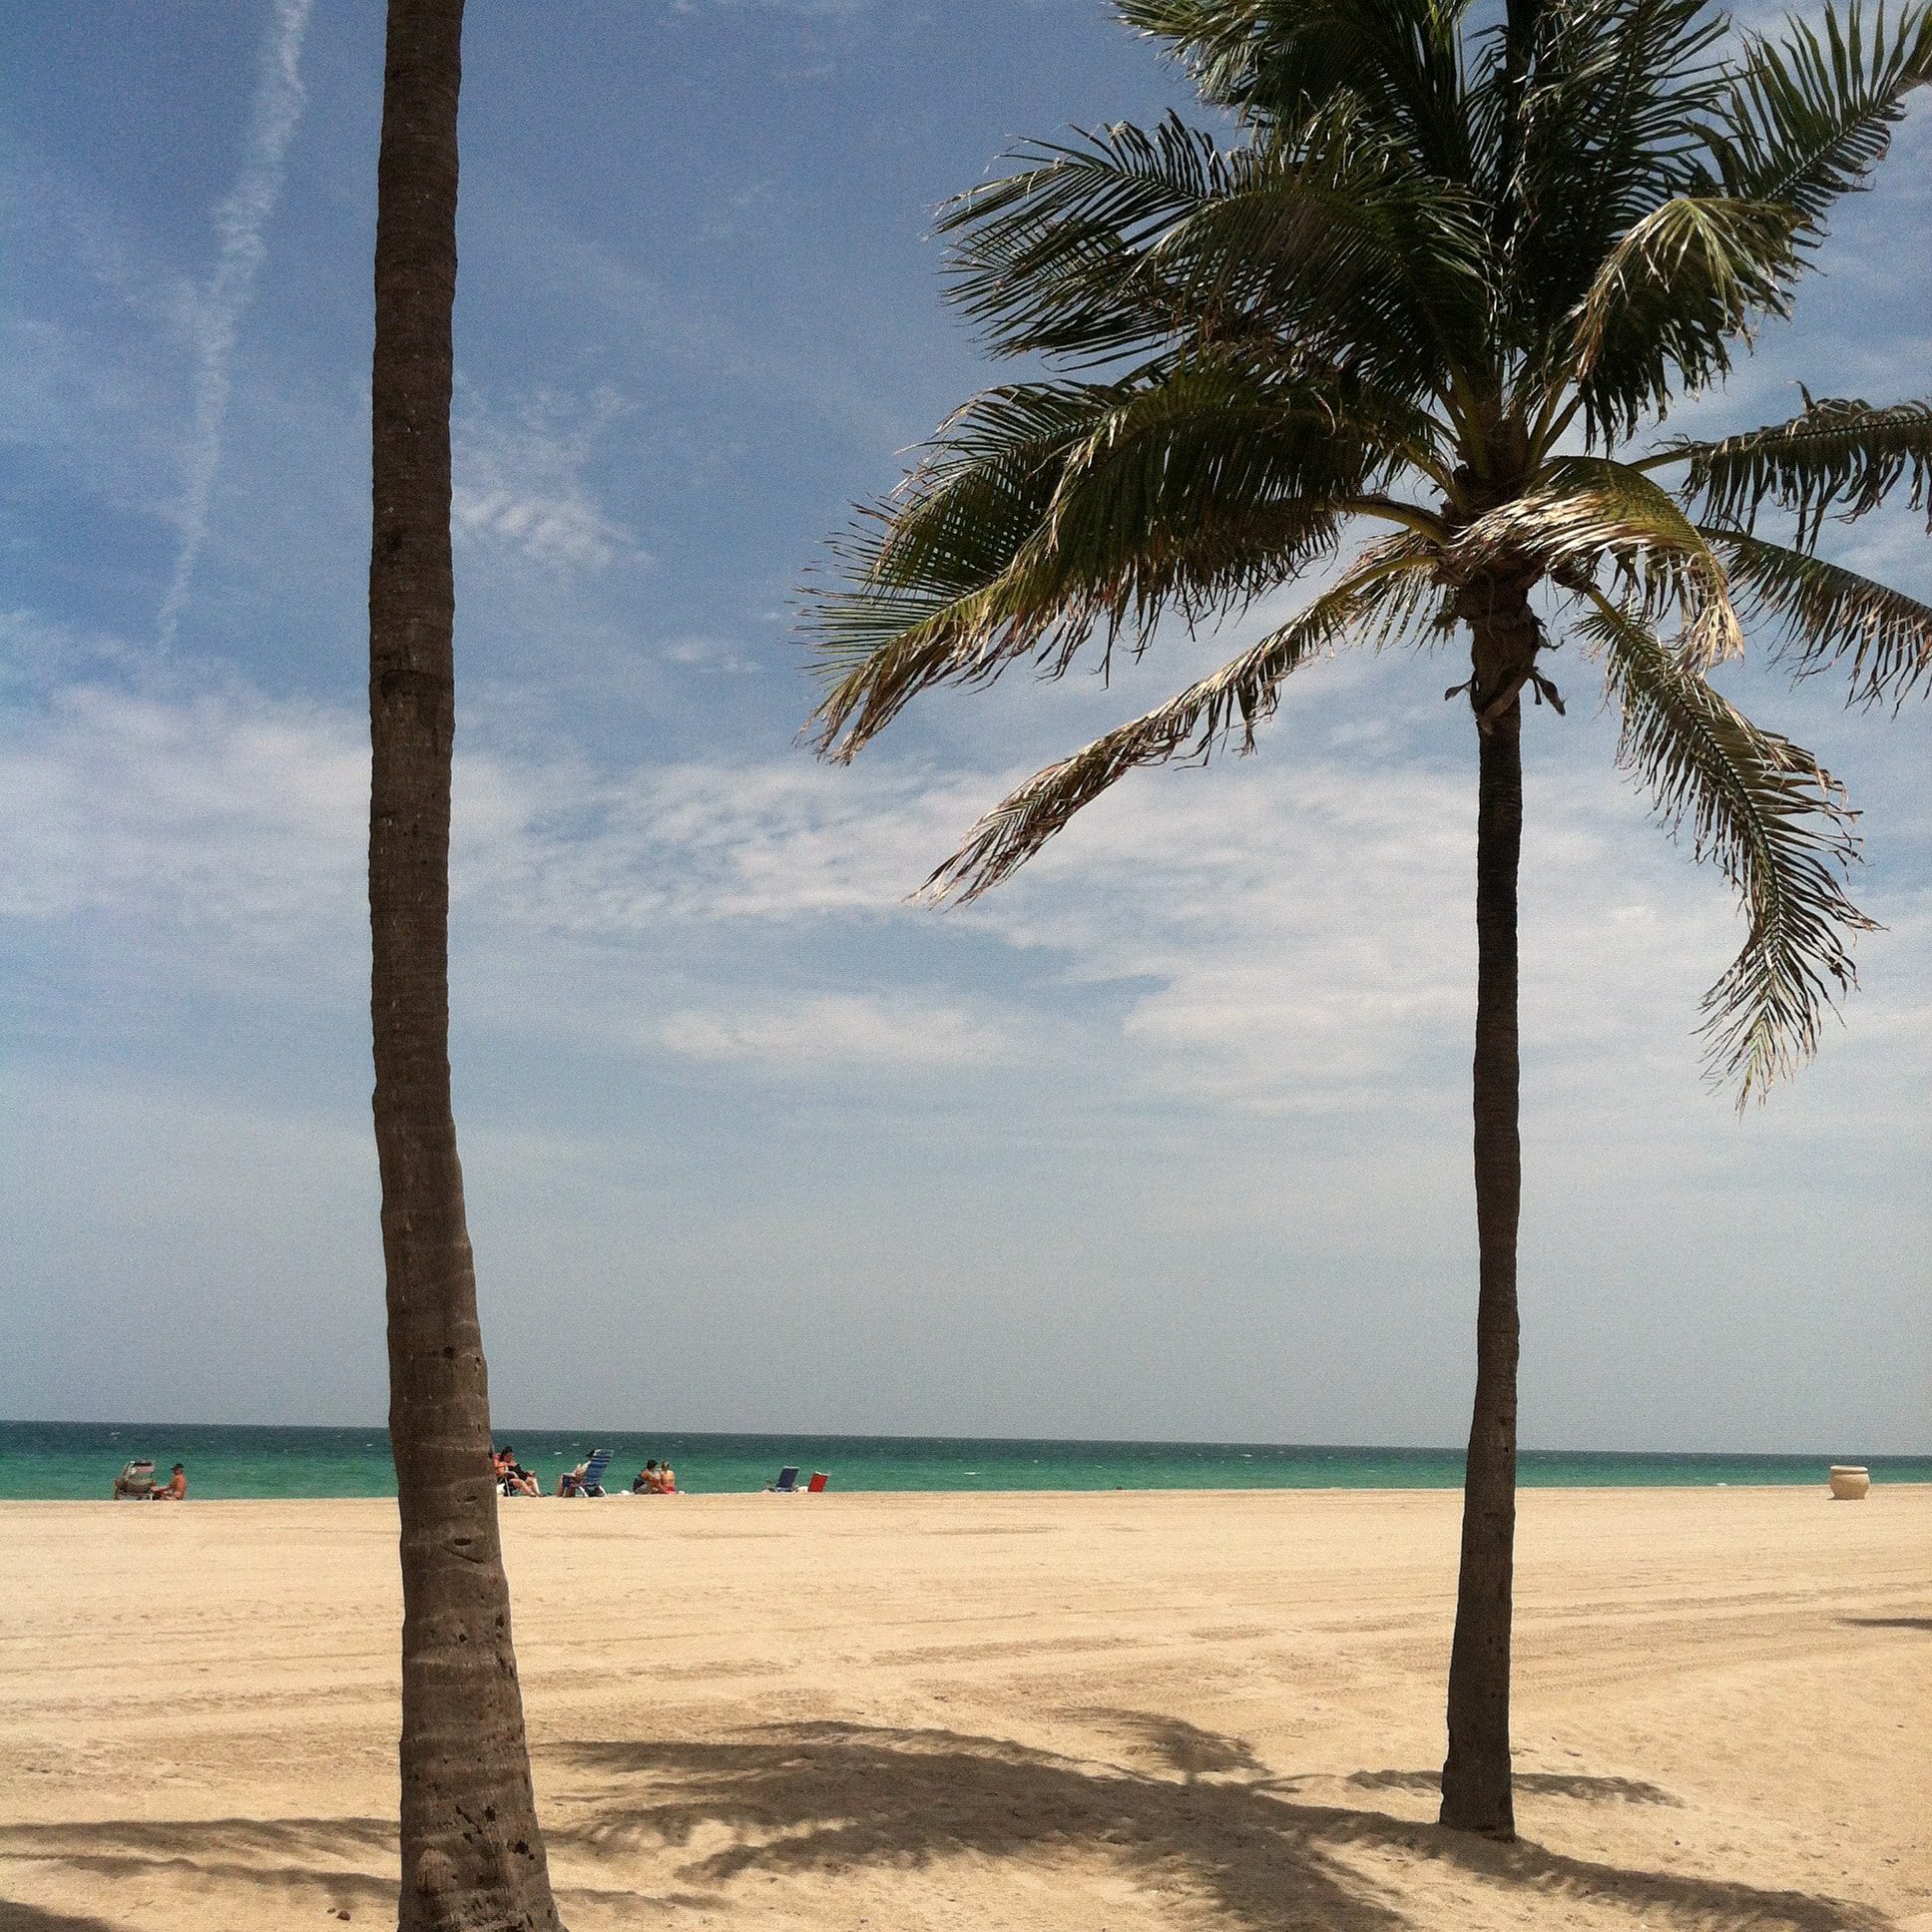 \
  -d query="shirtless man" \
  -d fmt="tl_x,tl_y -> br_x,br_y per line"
153,1463 -> 188,1500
